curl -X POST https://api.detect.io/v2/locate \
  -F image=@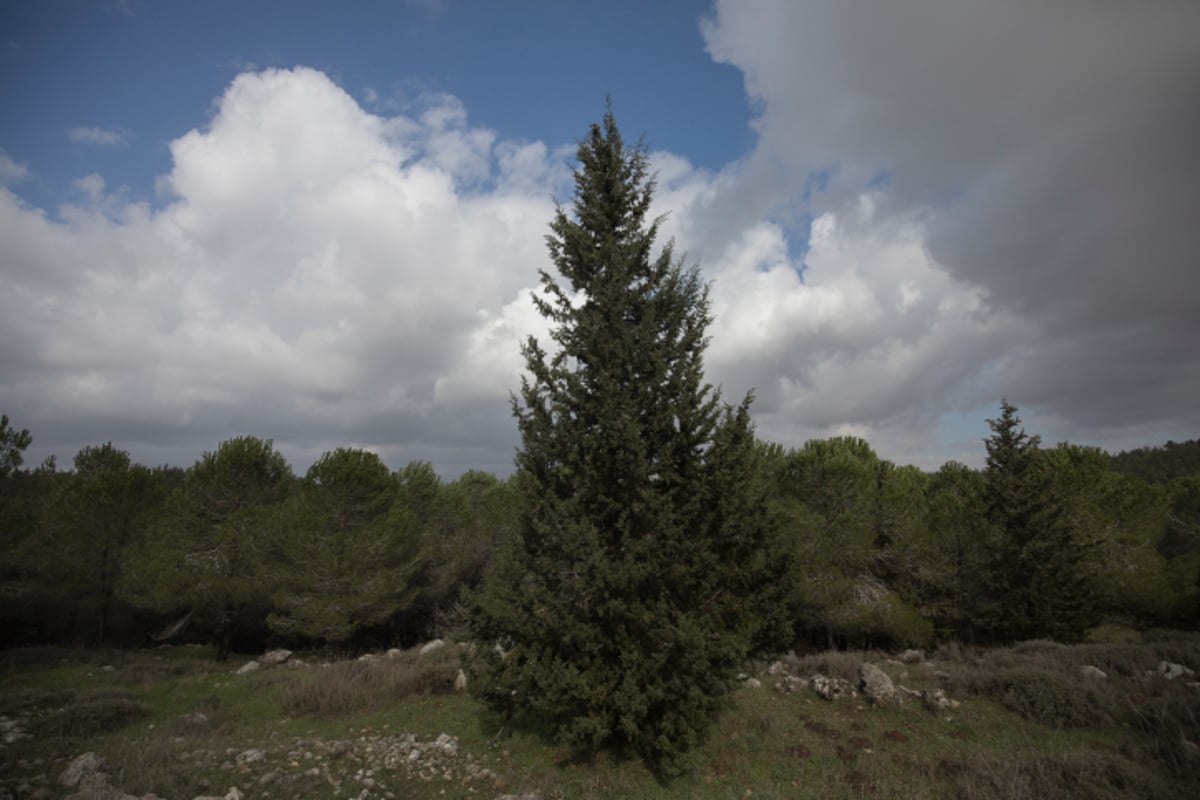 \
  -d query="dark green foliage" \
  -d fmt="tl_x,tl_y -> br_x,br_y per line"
922,461 -> 990,638
772,436 -> 932,648
0,413 -> 33,479
265,447 -> 426,644
121,435 -> 293,659
467,109 -> 789,776
1110,439 -> 1200,484
982,400 -> 1096,641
